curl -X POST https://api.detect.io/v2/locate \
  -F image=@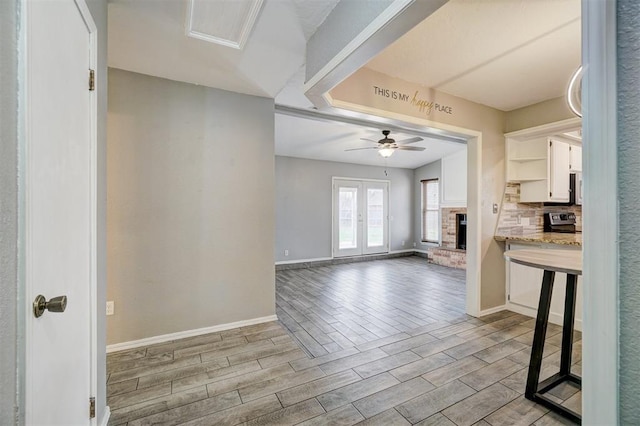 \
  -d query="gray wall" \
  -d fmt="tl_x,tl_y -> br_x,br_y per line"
84,0 -> 108,420
0,1 -> 20,423
618,1 -> 640,421
413,160 -> 441,248
275,156 -> 414,262
107,69 -> 276,344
